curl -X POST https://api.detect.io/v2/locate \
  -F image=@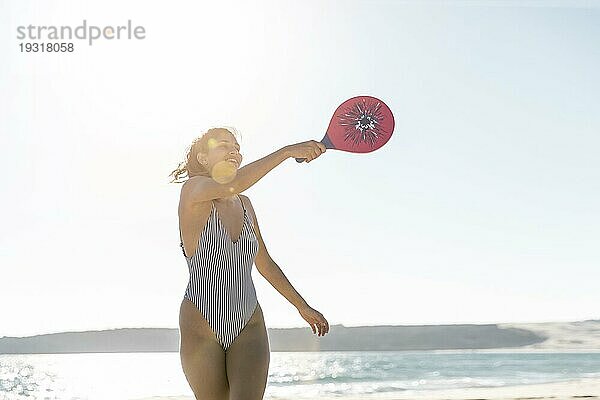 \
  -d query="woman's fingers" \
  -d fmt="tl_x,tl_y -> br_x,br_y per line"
304,141 -> 325,163
301,307 -> 329,336
294,140 -> 325,163
308,319 -> 318,334
311,320 -> 318,334
309,317 -> 329,336
320,319 -> 329,336
322,317 -> 329,335
312,140 -> 325,153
